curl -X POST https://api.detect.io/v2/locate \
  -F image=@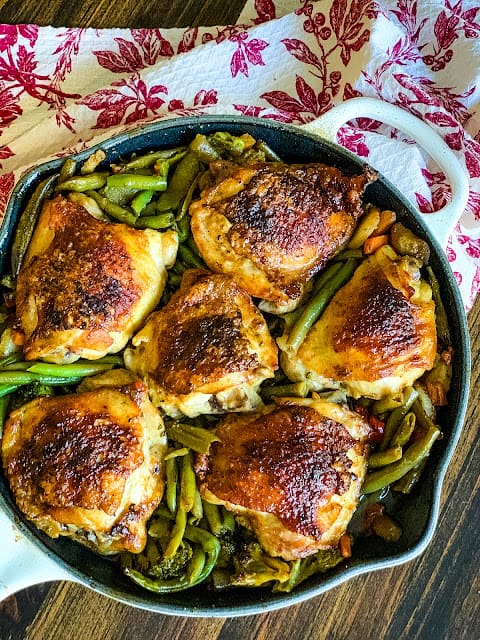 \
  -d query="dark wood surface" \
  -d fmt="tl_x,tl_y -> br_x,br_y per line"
0,1 -> 478,638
